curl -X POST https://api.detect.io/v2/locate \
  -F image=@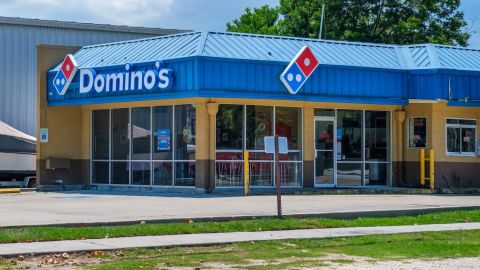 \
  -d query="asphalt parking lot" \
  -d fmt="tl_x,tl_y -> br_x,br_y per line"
0,191 -> 479,227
